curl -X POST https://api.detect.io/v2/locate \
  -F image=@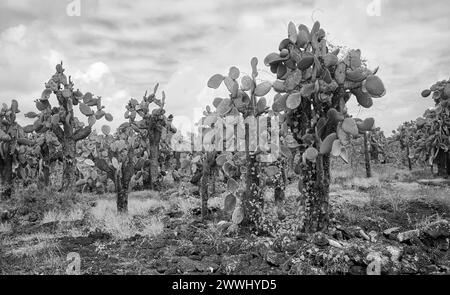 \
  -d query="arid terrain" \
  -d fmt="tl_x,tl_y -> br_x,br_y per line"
1,164 -> 449,275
